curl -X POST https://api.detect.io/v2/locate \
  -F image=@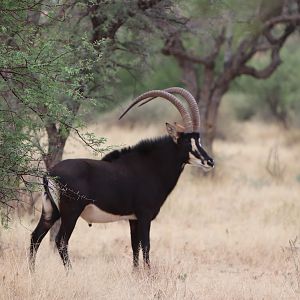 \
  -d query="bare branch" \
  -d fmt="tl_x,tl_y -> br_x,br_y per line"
264,13 -> 300,28
162,28 -> 225,68
162,39 -> 208,65
240,21 -> 296,79
239,48 -> 281,79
